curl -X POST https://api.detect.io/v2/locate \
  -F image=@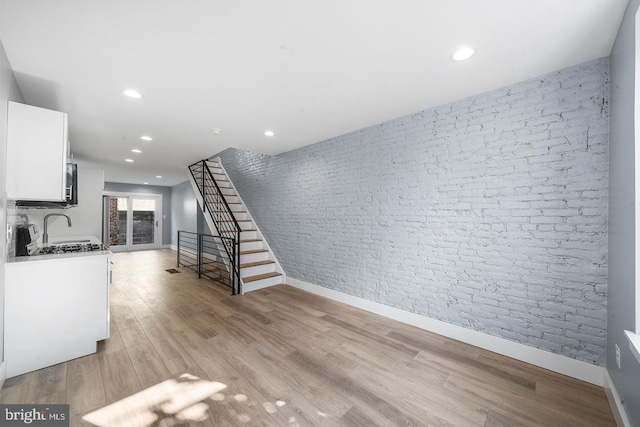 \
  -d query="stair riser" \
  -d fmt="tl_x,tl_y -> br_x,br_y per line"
210,212 -> 248,221
238,221 -> 254,231
240,252 -> 270,264
223,195 -> 239,203
240,231 -> 258,240
243,275 -> 284,292
203,173 -> 227,181
220,188 -> 236,196
241,263 -> 276,277
240,240 -> 264,251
